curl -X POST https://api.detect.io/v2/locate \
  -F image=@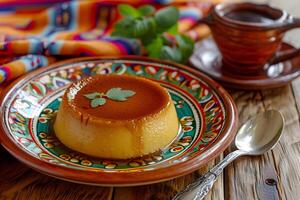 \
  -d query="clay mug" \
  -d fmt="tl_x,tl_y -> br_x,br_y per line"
202,2 -> 300,75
